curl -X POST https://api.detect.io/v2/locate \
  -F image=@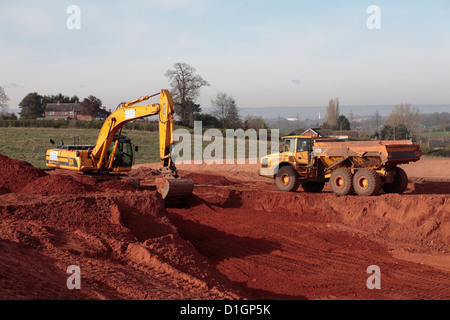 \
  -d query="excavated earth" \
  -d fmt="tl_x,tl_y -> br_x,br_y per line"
0,154 -> 449,300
